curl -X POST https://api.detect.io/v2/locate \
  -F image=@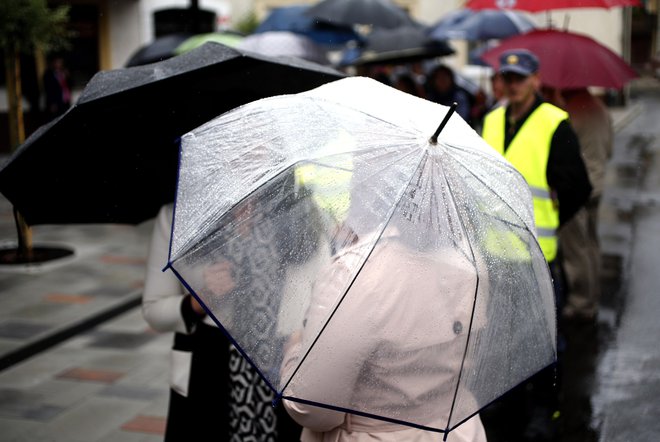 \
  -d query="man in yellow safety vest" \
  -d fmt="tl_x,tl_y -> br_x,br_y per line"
480,48 -> 592,442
